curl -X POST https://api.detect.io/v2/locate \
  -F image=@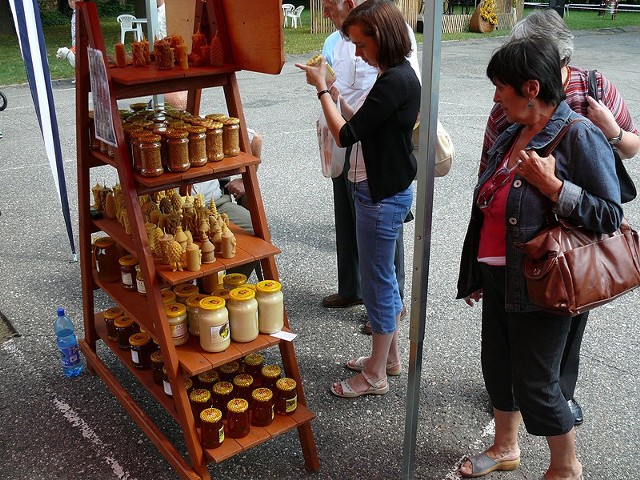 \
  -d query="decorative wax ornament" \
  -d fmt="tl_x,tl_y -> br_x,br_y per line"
167,240 -> 184,272
209,35 -> 224,66
175,226 -> 188,252
220,225 -> 236,259
115,43 -> 127,68
186,243 -> 202,272
201,235 -> 216,264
